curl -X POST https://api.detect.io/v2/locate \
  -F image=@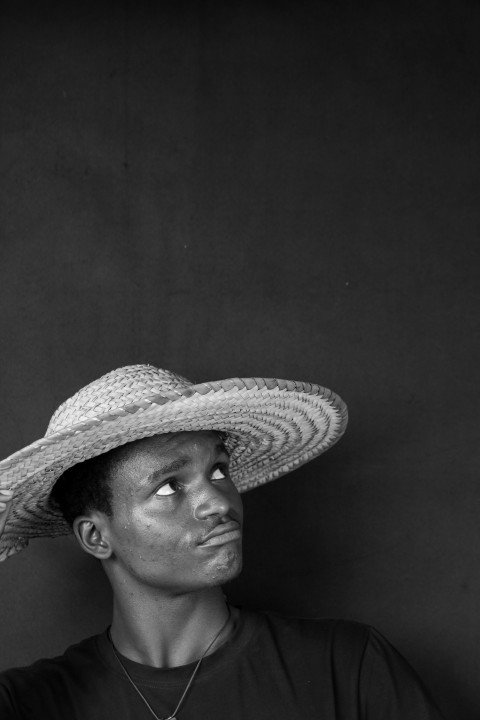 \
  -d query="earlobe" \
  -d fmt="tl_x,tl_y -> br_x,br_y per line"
73,514 -> 112,559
